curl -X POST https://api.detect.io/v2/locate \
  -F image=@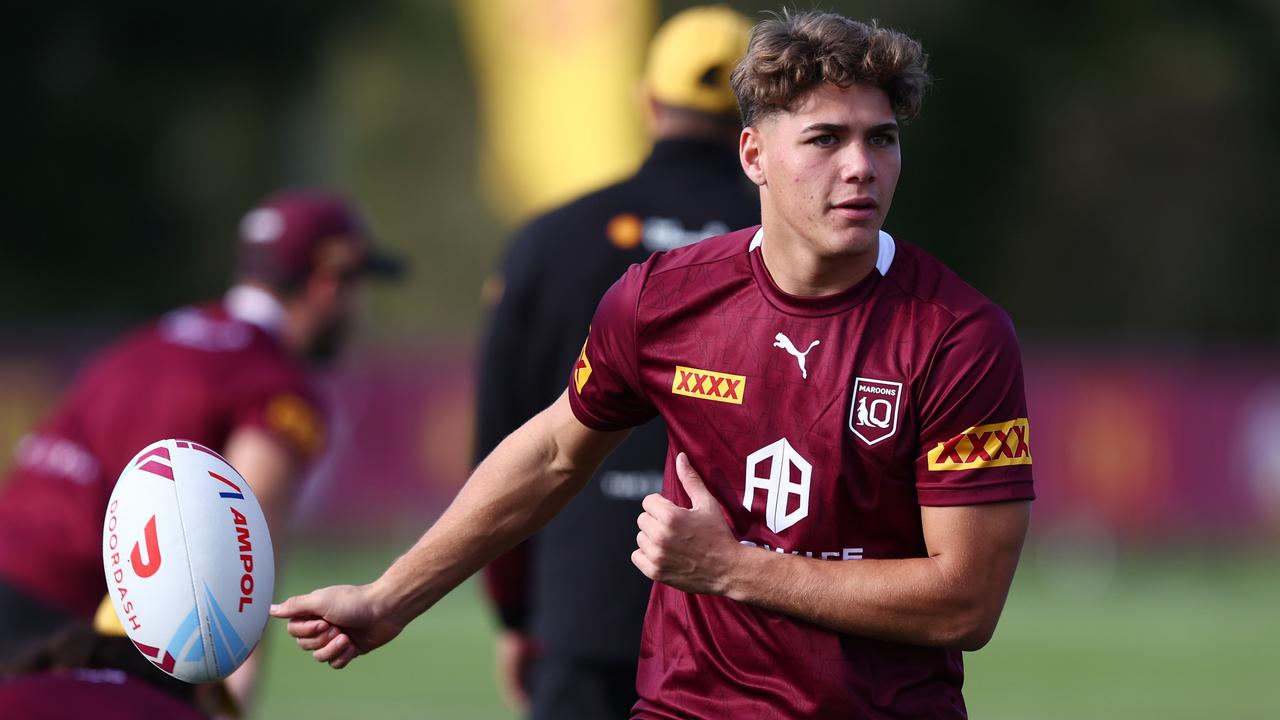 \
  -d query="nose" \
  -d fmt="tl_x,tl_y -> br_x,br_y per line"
840,142 -> 876,184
